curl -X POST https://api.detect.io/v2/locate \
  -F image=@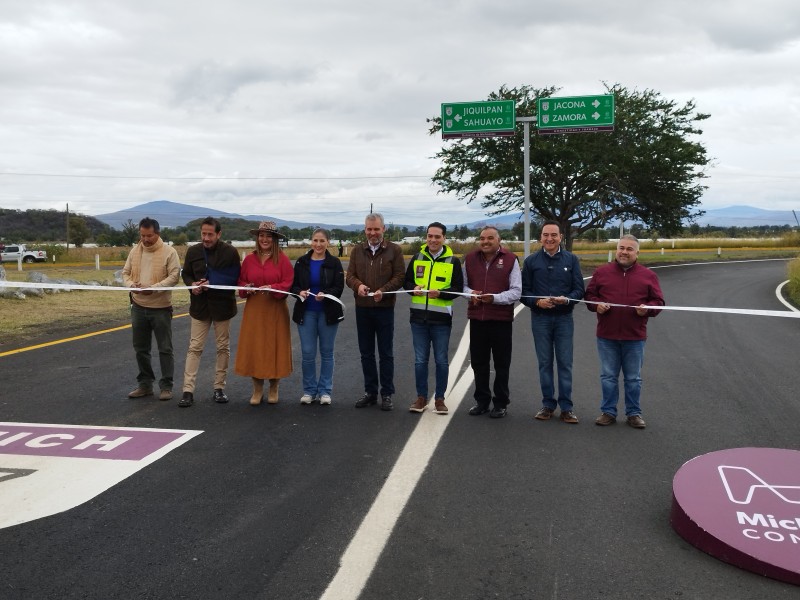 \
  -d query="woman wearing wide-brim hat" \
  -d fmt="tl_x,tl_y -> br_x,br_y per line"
234,221 -> 294,405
